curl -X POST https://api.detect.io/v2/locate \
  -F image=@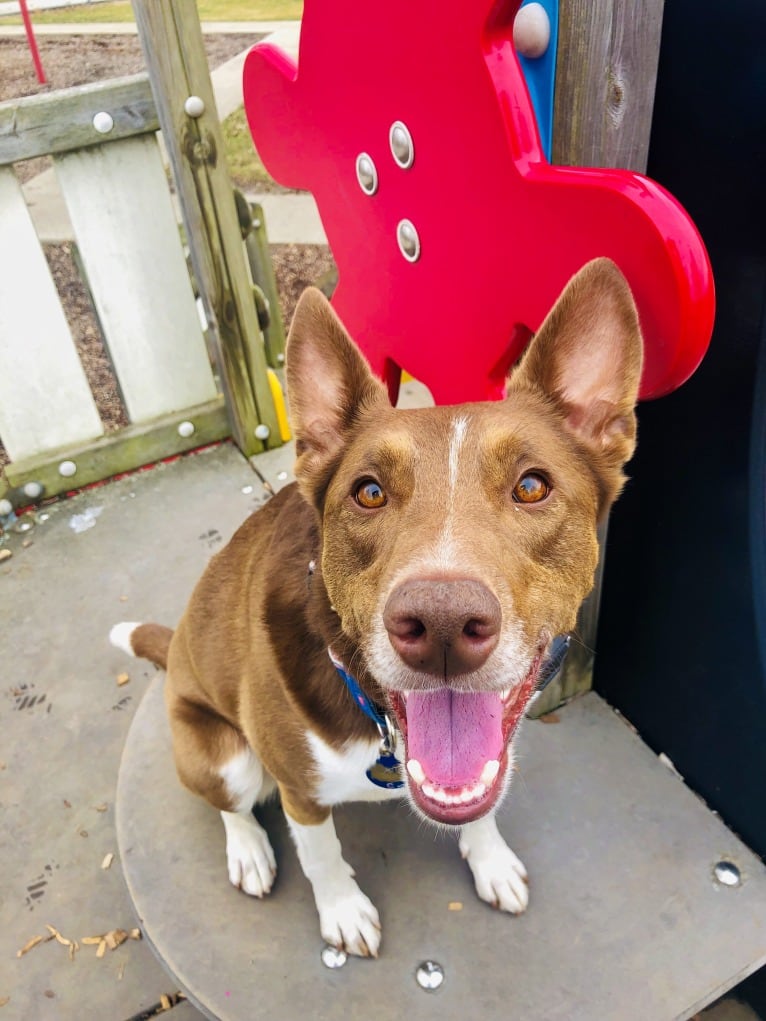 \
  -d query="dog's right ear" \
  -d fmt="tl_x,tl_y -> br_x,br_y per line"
286,288 -> 389,498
